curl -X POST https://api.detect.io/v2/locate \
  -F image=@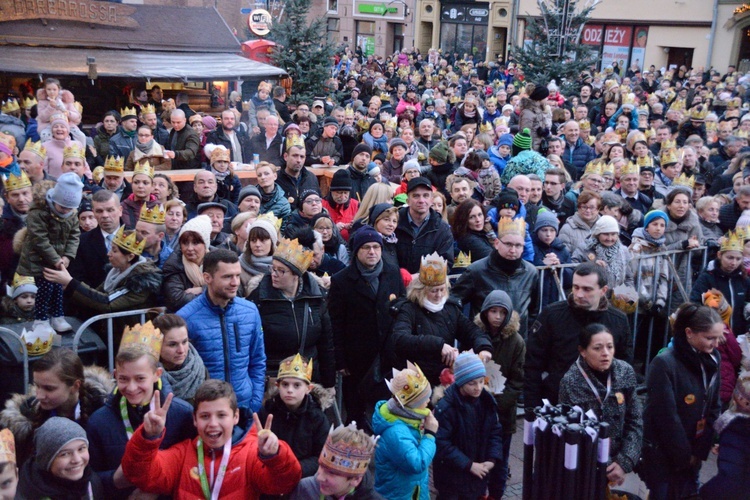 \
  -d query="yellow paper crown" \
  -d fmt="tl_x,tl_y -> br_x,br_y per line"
120,321 -> 164,360
454,251 -> 472,268
210,146 -> 231,164
92,166 -> 105,184
479,122 -> 493,134
256,212 -> 282,232
705,121 -> 717,132
104,156 -> 125,175
584,161 -> 604,177
602,162 -> 615,177
319,423 -> 377,478
619,85 -> 630,94
62,142 -> 85,160
274,237 -> 314,274
73,101 -> 83,114
621,93 -> 636,107
344,106 -> 354,118
258,81 -> 273,93
419,251 -> 447,286
621,161 -> 639,176
637,155 -> 653,168
386,361 -> 430,407
689,105 -> 708,121
673,173 -> 695,189
668,98 -> 685,112
638,104 -> 650,115
133,160 -> 154,178
720,229 -> 744,253
277,353 -> 313,383
726,97 -> 742,110
1,99 -> 20,114
497,216 -> 526,238
661,138 -> 677,150
578,119 -> 591,131
120,105 -> 137,118
3,171 -> 31,192
286,135 -> 306,151
736,129 -> 749,139
112,226 -> 146,256
20,325 -> 53,356
23,96 -> 37,110
0,429 -> 16,464
385,117 -> 398,130
23,139 -> 46,160
12,273 -> 35,290
139,203 -> 166,225
379,92 -> 391,102
141,103 -> 157,115
485,96 -> 497,106
660,147 -> 679,165
644,127 -> 656,139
